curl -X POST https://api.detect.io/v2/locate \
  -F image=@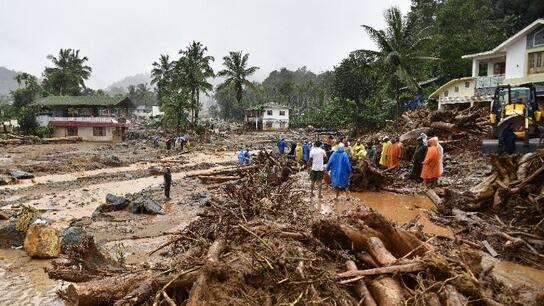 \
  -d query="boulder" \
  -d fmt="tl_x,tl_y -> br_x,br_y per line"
0,220 -> 26,248
101,194 -> 129,212
132,196 -> 163,214
24,222 -> 60,258
60,226 -> 92,254
9,170 -> 34,180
